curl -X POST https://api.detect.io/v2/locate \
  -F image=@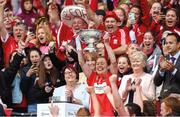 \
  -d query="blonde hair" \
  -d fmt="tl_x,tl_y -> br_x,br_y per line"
36,25 -> 55,47
129,51 -> 147,63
